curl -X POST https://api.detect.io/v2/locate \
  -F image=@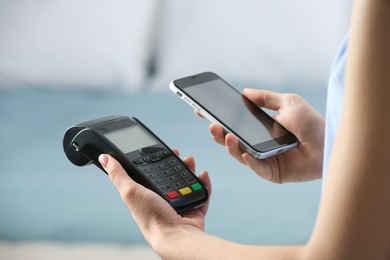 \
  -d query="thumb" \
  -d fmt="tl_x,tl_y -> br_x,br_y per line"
98,154 -> 177,230
98,154 -> 139,201
243,88 -> 283,111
